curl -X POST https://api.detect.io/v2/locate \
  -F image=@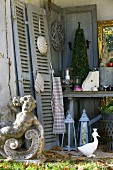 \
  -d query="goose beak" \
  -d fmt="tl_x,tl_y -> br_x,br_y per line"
98,134 -> 100,137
